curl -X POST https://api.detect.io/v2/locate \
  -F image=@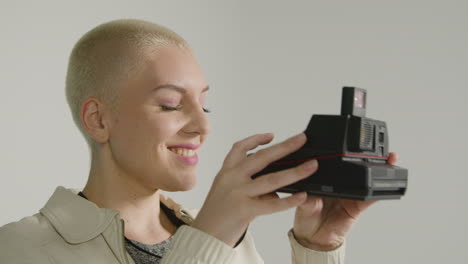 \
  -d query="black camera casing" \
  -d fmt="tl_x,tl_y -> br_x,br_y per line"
251,87 -> 408,201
